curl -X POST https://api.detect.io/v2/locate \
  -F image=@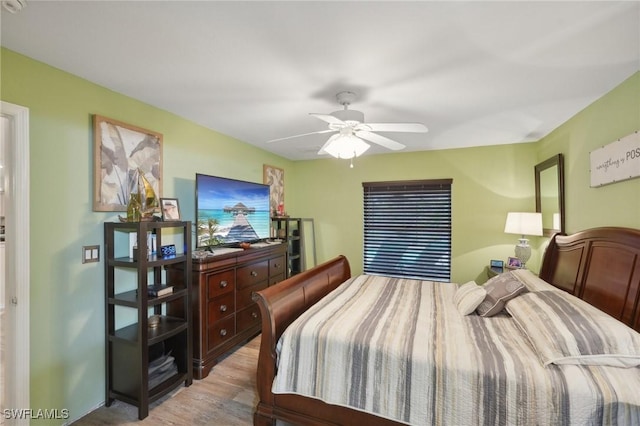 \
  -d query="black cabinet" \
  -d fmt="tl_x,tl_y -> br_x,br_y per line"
271,217 -> 315,276
104,221 -> 192,419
